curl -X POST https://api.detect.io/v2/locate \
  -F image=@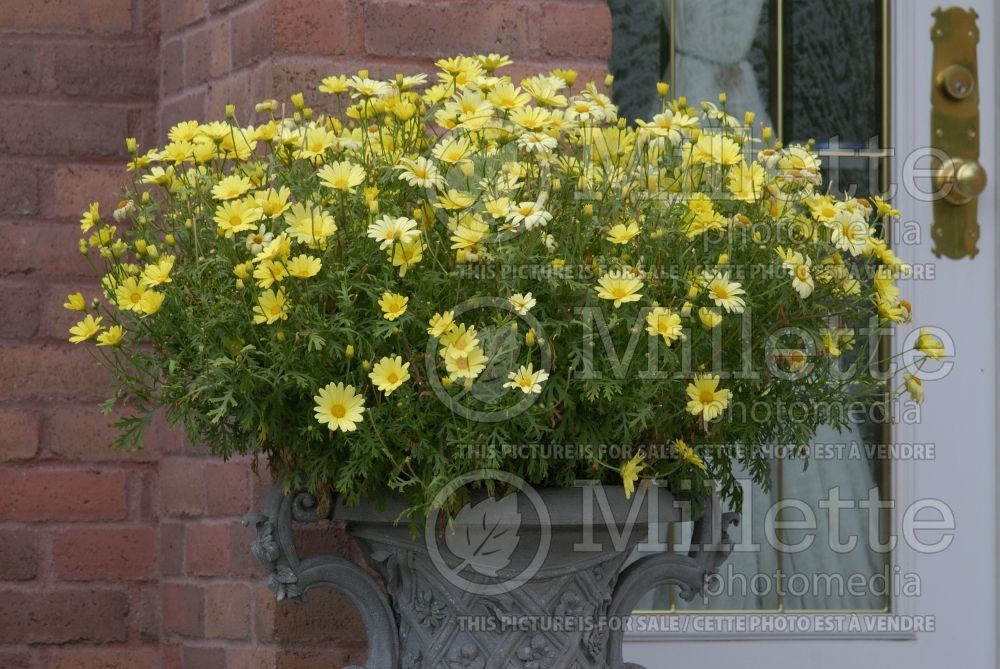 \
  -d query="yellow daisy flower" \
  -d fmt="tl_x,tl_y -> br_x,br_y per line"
367,215 -> 419,251
904,373 -> 925,403
284,203 -> 338,247
595,271 -> 643,308
252,288 -> 290,325
445,345 -> 488,380
313,382 -> 366,432
253,259 -> 288,289
390,239 -> 424,277
620,453 -> 646,500
508,292 -> 536,316
378,292 -> 408,321
64,292 -> 86,311
645,307 -> 684,345
96,325 -> 125,347
318,161 -> 365,193
427,311 -> 456,337
606,221 -> 640,245
139,290 -> 165,316
692,133 -> 742,166
685,374 -> 732,422
211,174 -> 253,201
68,315 -> 102,343
703,271 -> 746,313
115,277 -> 148,312
503,363 -> 549,395
141,255 -> 175,287
254,187 -> 292,218
915,328 -> 945,359
215,198 -> 264,238
369,356 -> 411,396
286,255 -> 321,279
698,306 -> 722,329
675,439 -> 707,472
